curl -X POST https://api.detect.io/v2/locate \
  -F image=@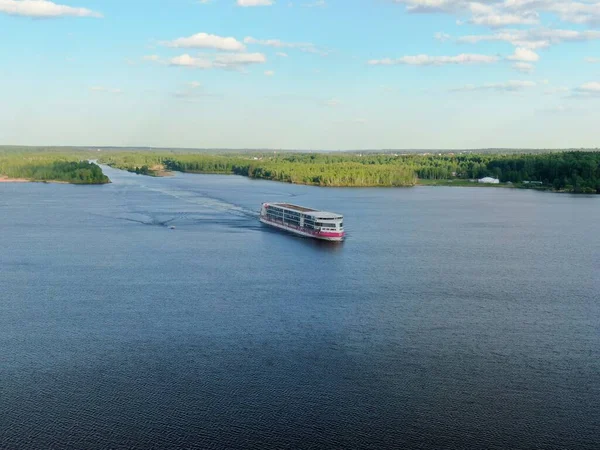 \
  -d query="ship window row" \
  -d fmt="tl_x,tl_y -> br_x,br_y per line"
267,208 -> 342,222
266,211 -> 342,229
268,207 -> 301,217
